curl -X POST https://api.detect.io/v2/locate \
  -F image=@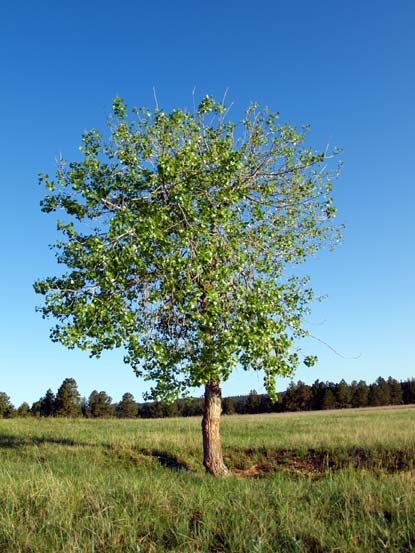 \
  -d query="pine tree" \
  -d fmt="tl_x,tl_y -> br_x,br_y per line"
282,382 -> 299,411
0,392 -> 14,418
222,397 -> 236,415
55,378 -> 82,417
40,388 -> 56,416
387,377 -> 403,405
87,390 -> 114,418
321,387 -> 336,410
31,401 -> 41,416
369,377 -> 391,407
17,402 -> 30,417
311,380 -> 326,410
245,390 -> 260,414
402,379 -> 415,404
163,401 -> 180,418
351,380 -> 369,408
116,393 -> 138,418
335,379 -> 352,408
295,381 -> 313,411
